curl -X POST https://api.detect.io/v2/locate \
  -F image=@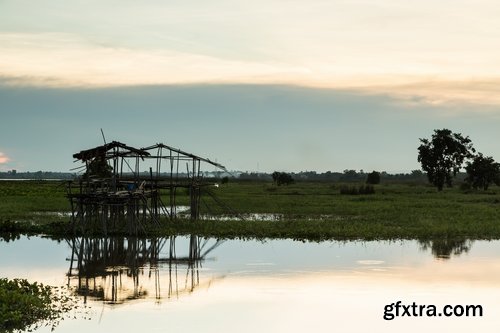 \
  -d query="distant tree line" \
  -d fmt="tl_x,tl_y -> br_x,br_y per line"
236,169 -> 428,183
0,168 -> 430,183
0,171 -> 75,180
